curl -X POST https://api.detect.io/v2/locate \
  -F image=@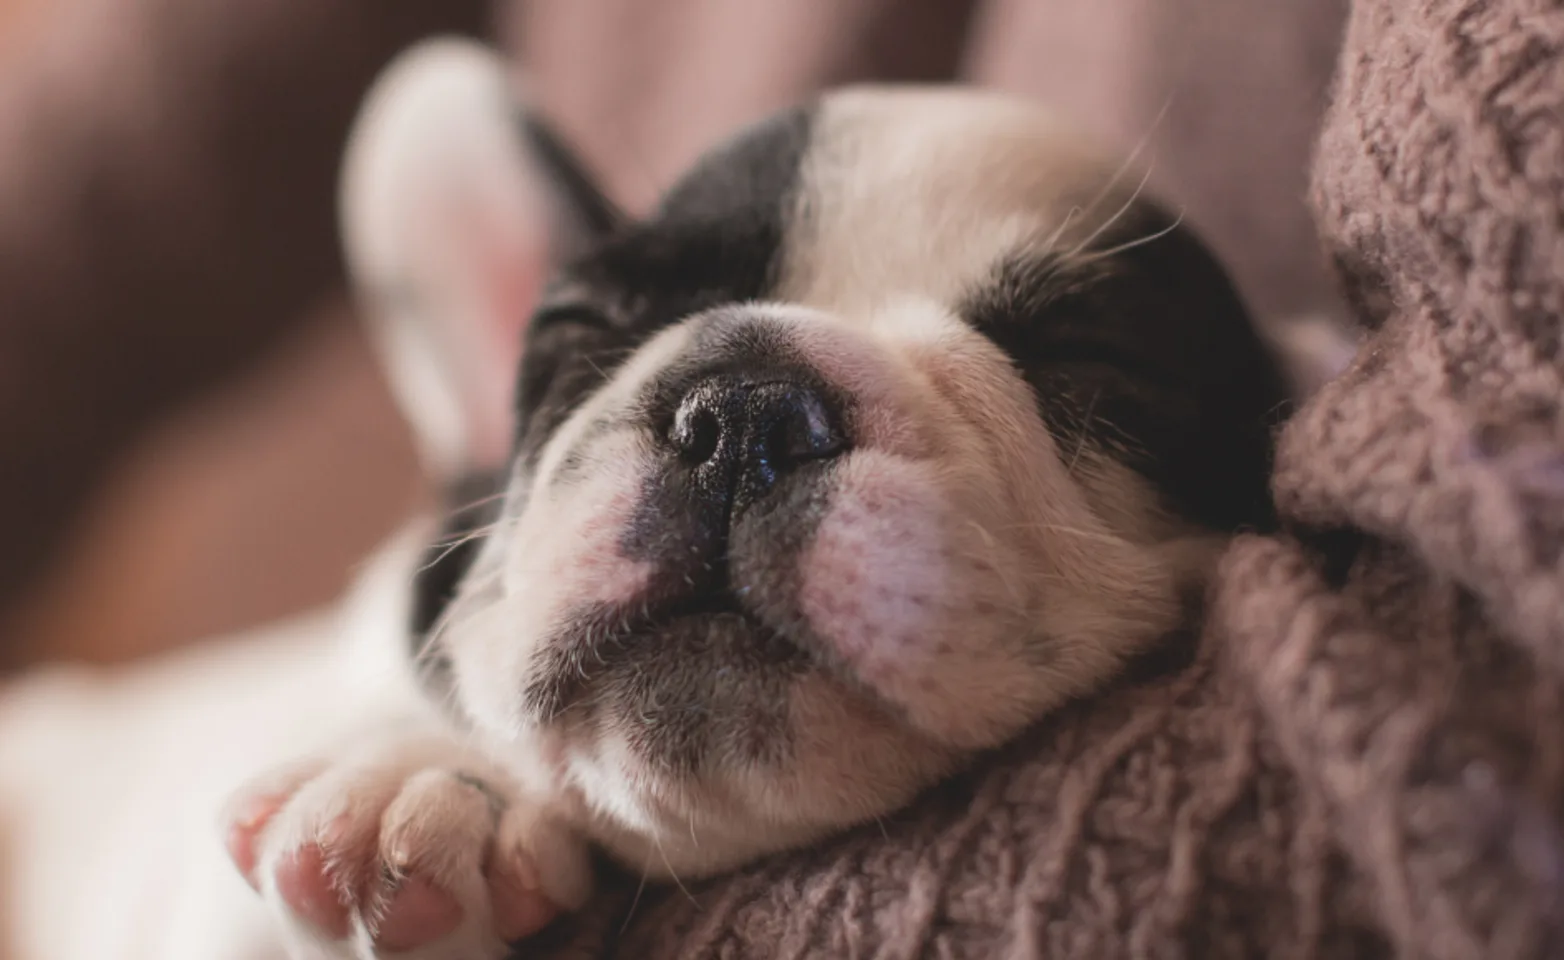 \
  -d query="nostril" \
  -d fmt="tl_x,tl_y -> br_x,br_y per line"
670,396 -> 722,464
766,386 -> 846,464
